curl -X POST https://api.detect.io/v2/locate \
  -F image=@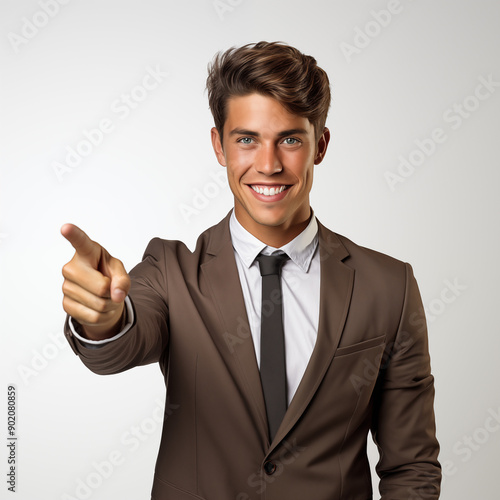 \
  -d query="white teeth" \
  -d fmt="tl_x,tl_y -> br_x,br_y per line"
251,185 -> 286,196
